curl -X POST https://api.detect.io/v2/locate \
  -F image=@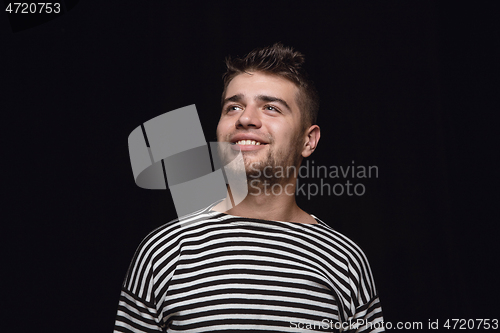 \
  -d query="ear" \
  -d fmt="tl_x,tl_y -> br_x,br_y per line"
301,125 -> 321,158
